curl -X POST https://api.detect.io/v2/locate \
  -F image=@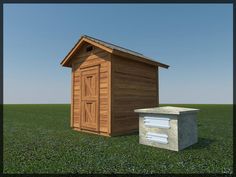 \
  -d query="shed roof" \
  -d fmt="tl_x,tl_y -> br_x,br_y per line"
60,35 -> 169,68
